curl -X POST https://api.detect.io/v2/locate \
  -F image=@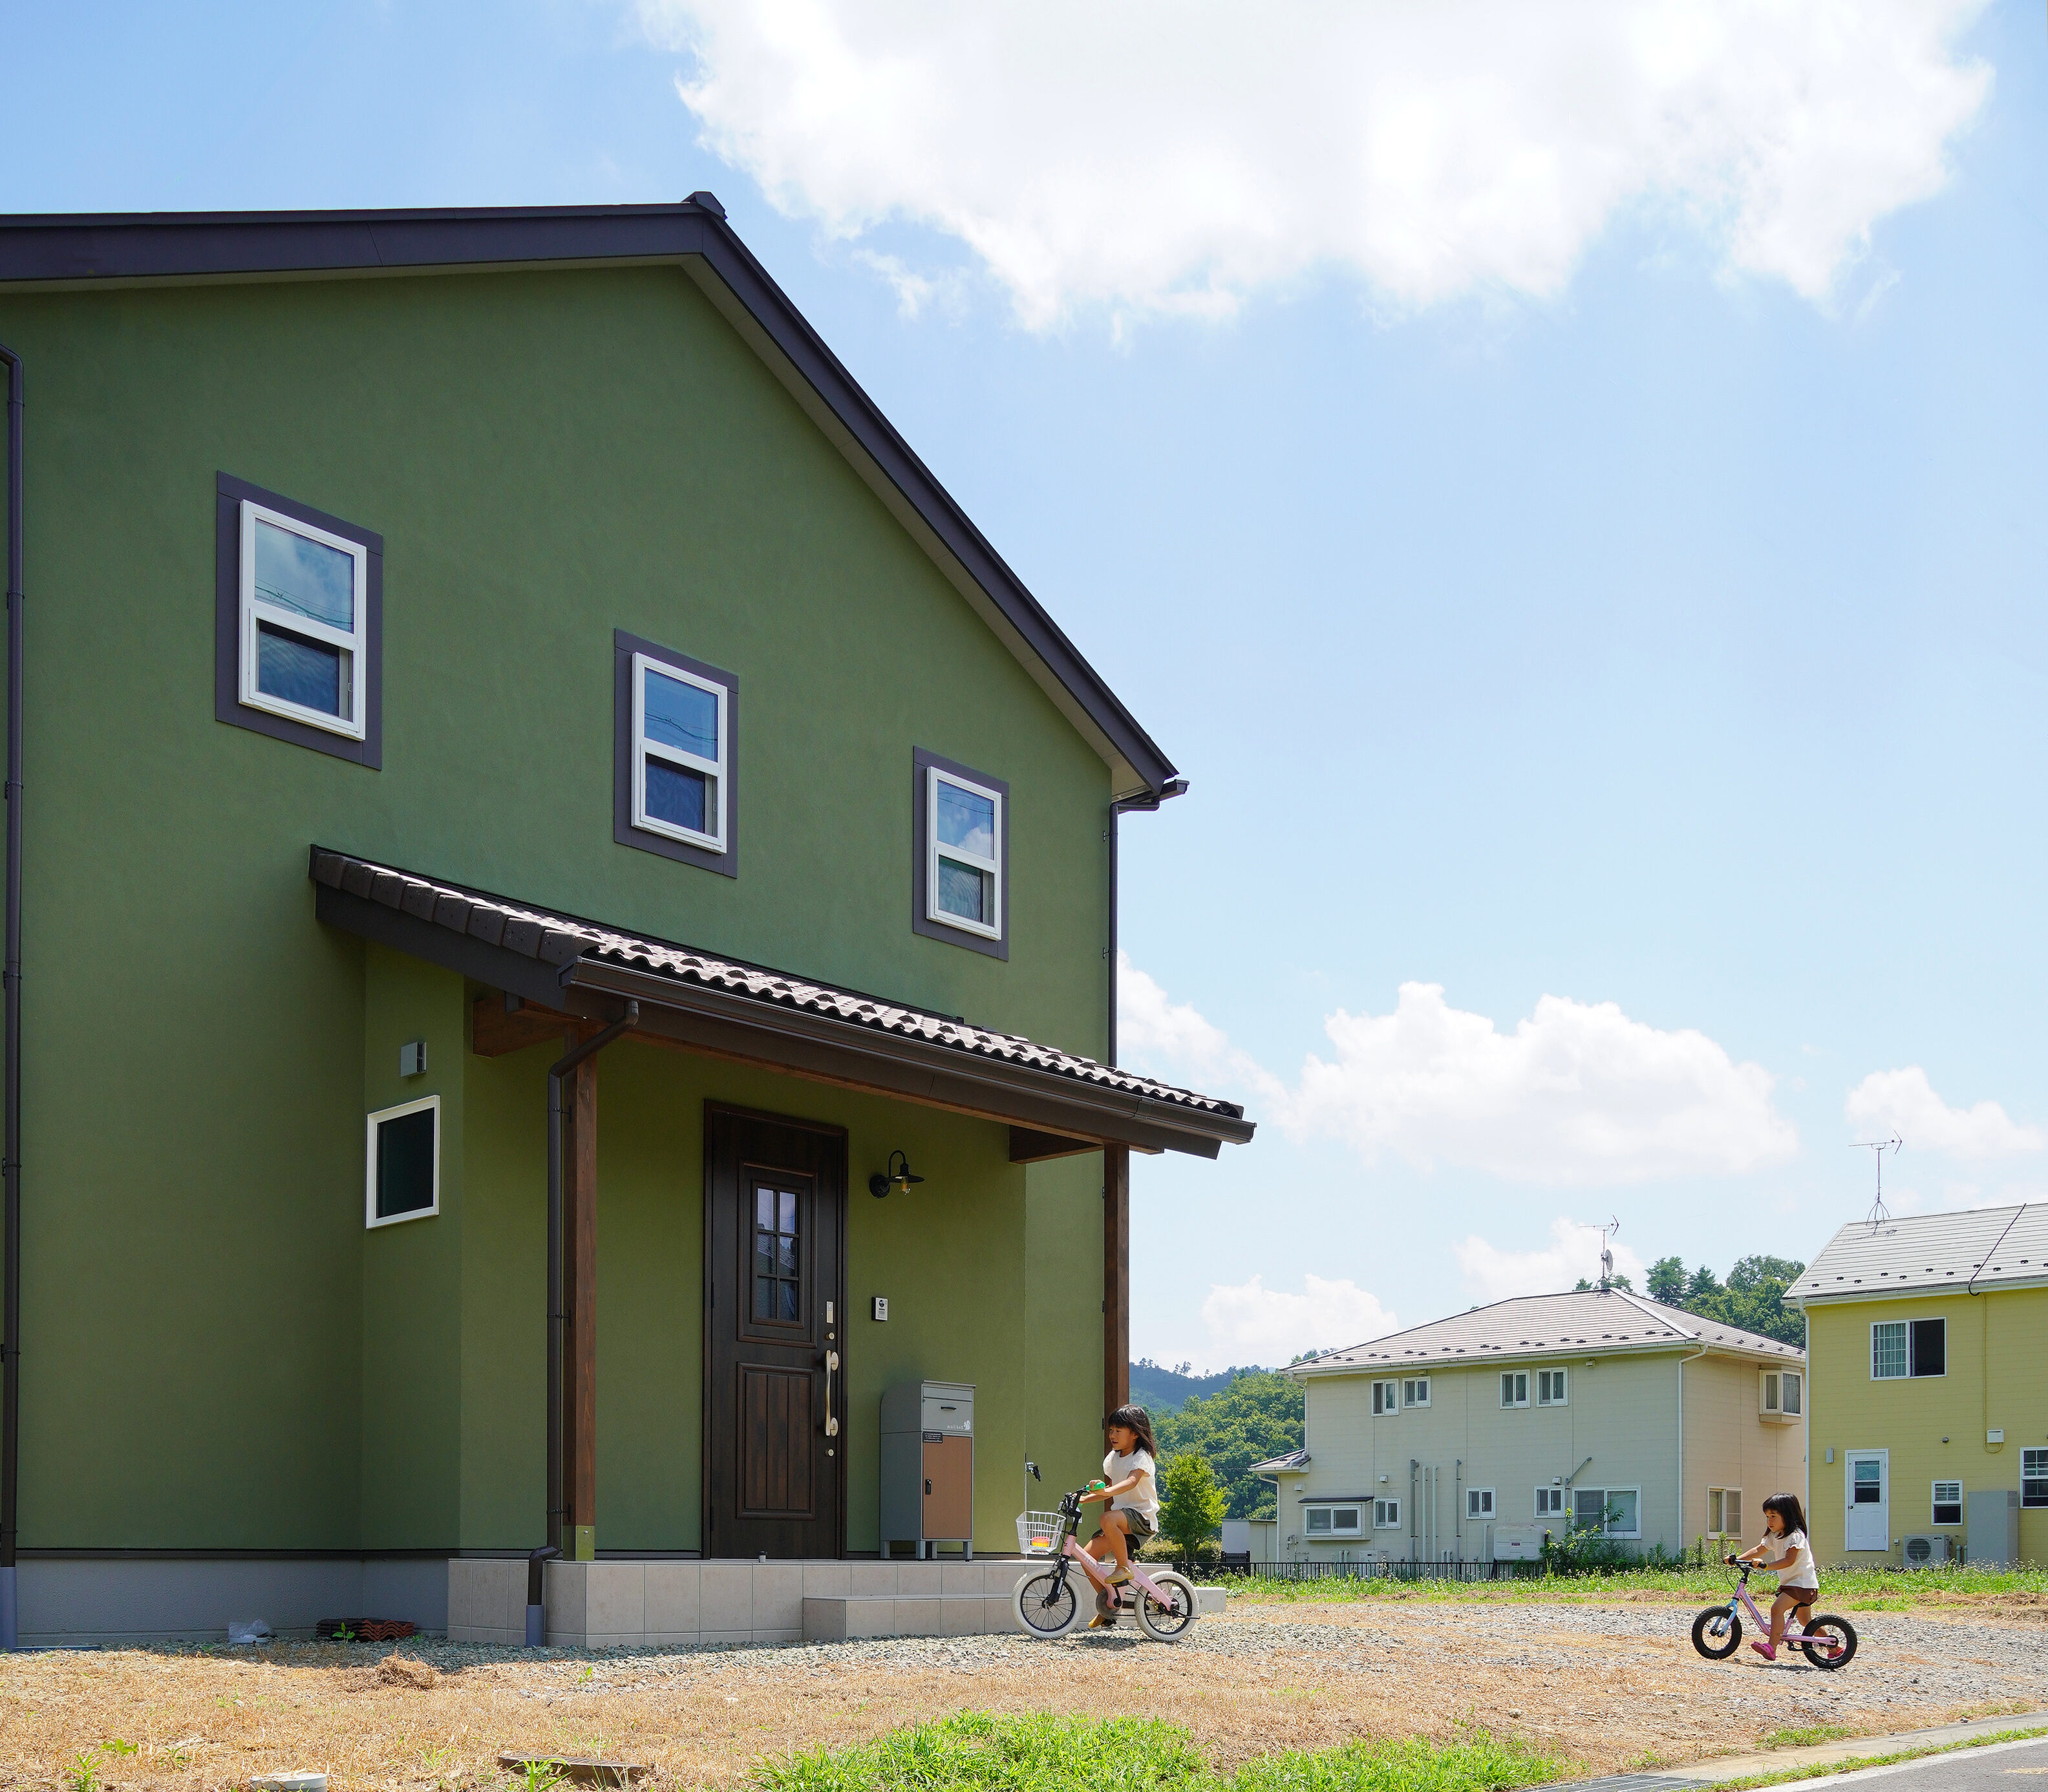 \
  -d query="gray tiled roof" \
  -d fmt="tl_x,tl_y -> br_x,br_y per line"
312,848 -> 1245,1124
1249,1447 -> 1310,1475
1787,1204 -> 2047,1305
1292,1286 -> 1800,1374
